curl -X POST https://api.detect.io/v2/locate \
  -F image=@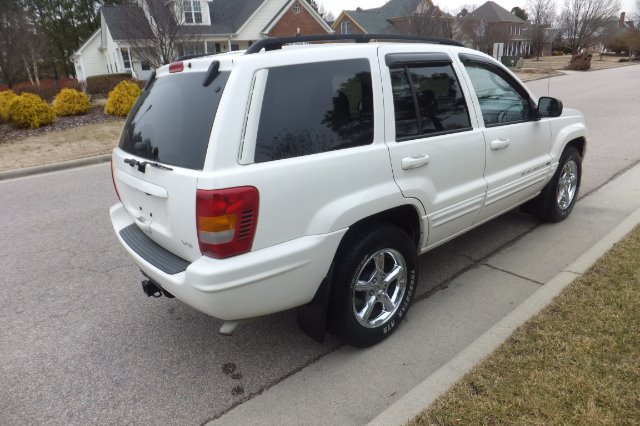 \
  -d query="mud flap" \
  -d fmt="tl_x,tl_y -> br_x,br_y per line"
297,263 -> 334,343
